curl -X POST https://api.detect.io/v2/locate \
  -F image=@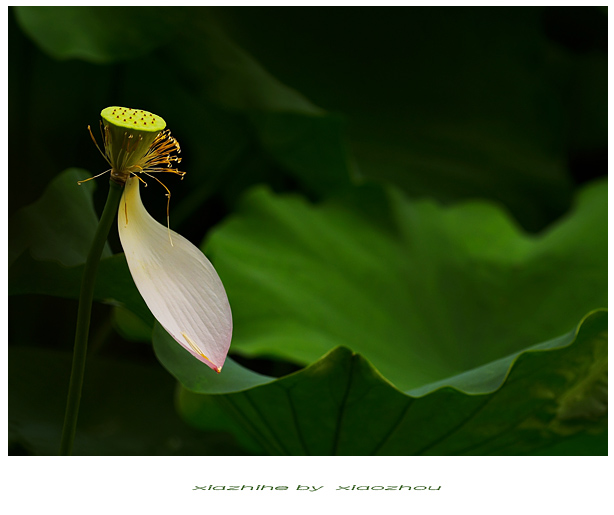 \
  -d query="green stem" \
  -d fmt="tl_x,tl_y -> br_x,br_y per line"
59,180 -> 124,455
